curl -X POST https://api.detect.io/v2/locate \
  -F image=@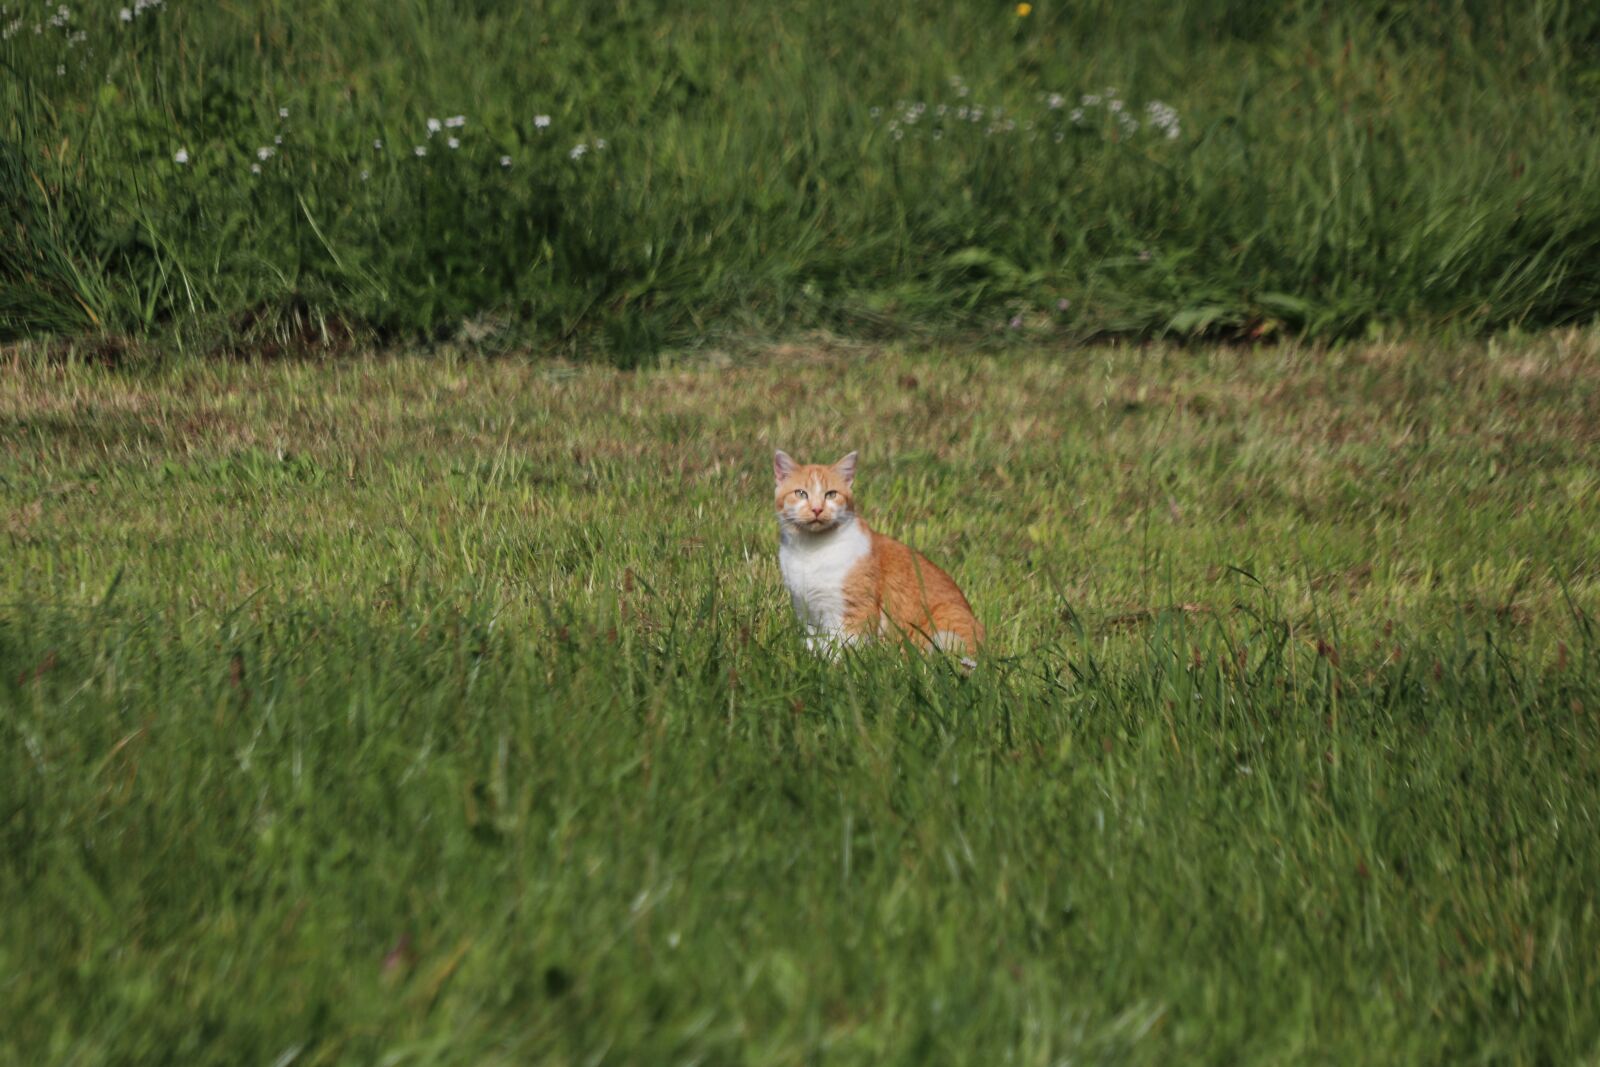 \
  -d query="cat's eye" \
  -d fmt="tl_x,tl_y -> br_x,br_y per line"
825,490 -> 839,499
793,489 -> 807,500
